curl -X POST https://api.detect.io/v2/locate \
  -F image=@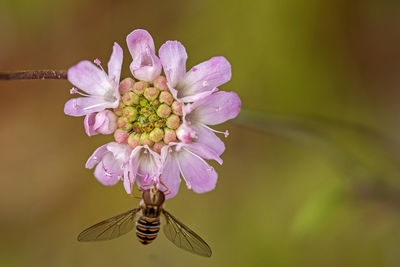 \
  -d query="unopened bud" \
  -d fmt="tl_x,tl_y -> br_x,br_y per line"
151,99 -> 160,109
149,128 -> 164,142
171,101 -> 183,116
143,122 -> 154,132
123,106 -> 138,121
156,104 -> 171,118
140,98 -> 149,107
159,91 -> 173,105
122,91 -> 139,105
153,75 -> 168,90
117,117 -> 133,131
132,122 -> 142,133
128,133 -> 140,149
164,128 -> 177,144
119,77 -> 135,95
148,114 -> 158,122
114,129 -> 128,144
144,87 -> 160,101
140,106 -> 153,117
166,114 -> 180,129
138,116 -> 147,125
152,142 -> 165,154
140,133 -> 154,146
133,81 -> 149,95
154,119 -> 166,128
